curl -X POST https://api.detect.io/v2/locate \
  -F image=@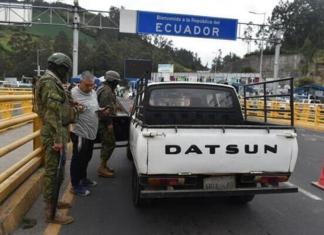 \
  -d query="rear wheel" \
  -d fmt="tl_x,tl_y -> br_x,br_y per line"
230,195 -> 255,204
230,182 -> 256,204
132,165 -> 144,207
127,146 -> 133,161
